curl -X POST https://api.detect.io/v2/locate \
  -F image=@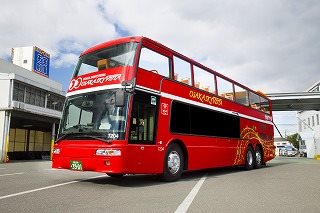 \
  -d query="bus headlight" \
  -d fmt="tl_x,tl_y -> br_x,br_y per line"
96,149 -> 121,156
